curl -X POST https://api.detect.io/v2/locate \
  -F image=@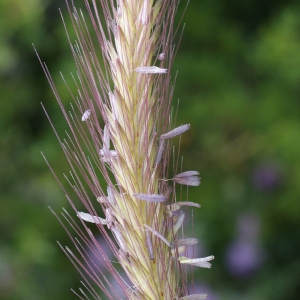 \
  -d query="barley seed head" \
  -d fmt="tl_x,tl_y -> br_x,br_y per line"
37,0 -> 213,299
